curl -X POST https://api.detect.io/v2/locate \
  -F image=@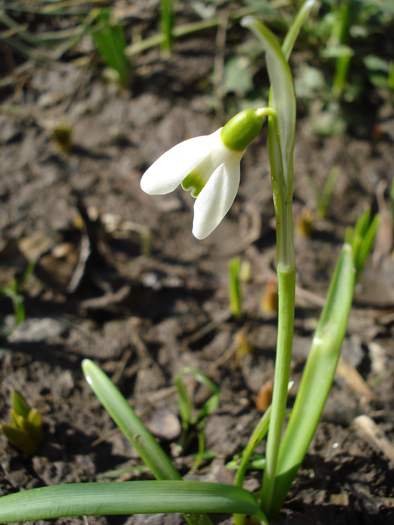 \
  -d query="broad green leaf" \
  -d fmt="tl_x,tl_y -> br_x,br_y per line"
0,481 -> 267,523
